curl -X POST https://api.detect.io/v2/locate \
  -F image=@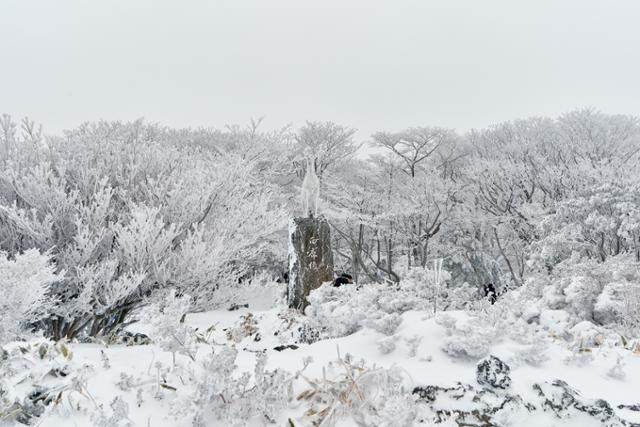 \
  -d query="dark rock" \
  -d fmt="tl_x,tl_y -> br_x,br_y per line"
477,355 -> 511,389
273,344 -> 299,352
413,383 -> 472,402
526,314 -> 540,324
228,303 -> 249,311
117,331 -> 152,346
412,385 -> 439,402
619,404 -> 640,412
